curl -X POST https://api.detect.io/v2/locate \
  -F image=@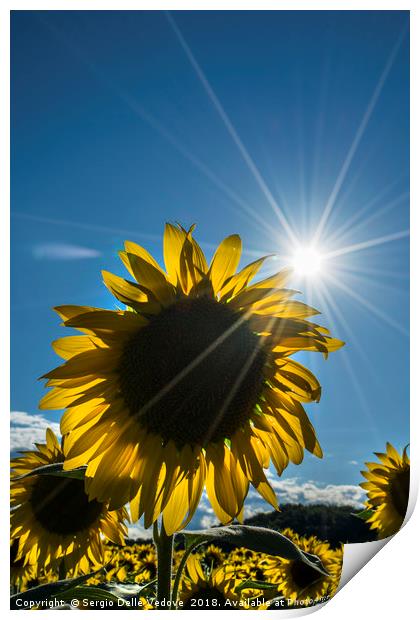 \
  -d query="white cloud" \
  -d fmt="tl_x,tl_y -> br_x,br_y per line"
265,473 -> 365,508
126,522 -> 152,540
10,411 -> 61,451
348,460 -> 359,466
200,515 -> 217,529
33,242 -> 101,260
197,476 -> 365,528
